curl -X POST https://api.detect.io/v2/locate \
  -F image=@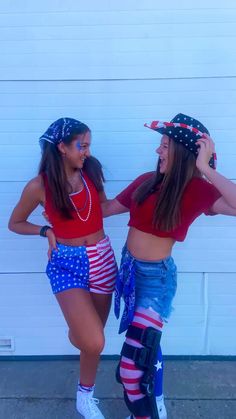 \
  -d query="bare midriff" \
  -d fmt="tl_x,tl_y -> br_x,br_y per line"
56,228 -> 105,247
126,227 -> 175,261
